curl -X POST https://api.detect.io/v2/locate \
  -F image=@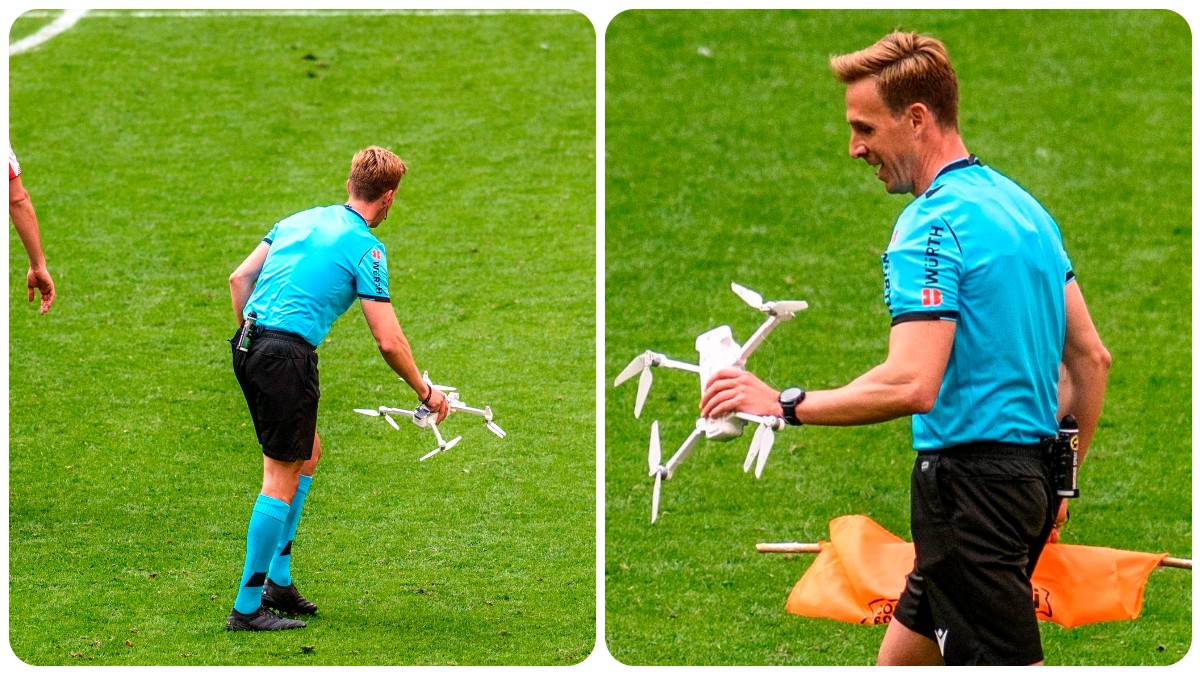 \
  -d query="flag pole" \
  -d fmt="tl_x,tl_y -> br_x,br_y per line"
756,542 -> 1191,570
